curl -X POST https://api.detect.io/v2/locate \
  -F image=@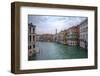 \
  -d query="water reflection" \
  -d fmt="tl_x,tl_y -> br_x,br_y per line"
29,42 -> 88,60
